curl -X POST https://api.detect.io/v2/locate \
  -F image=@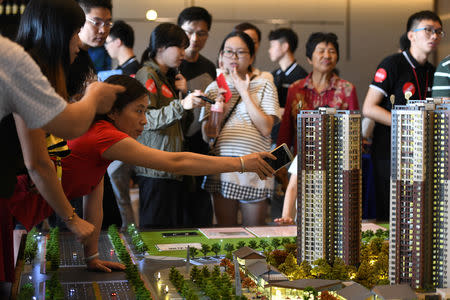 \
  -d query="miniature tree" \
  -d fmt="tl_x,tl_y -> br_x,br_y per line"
283,243 -> 297,255
212,265 -> 221,278
201,243 -> 211,258
258,239 -> 269,252
319,291 -> 339,300
267,249 -> 288,268
201,265 -> 211,278
211,243 -> 221,257
330,257 -> 350,280
303,286 -> 318,300
278,253 -> 301,280
281,237 -> 291,246
17,283 -> 34,300
236,241 -> 246,249
298,260 -> 313,279
248,240 -> 258,249
311,258 -> 332,279
189,247 -> 198,259
224,243 -> 234,253
271,238 -> 281,250
190,265 -> 200,282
